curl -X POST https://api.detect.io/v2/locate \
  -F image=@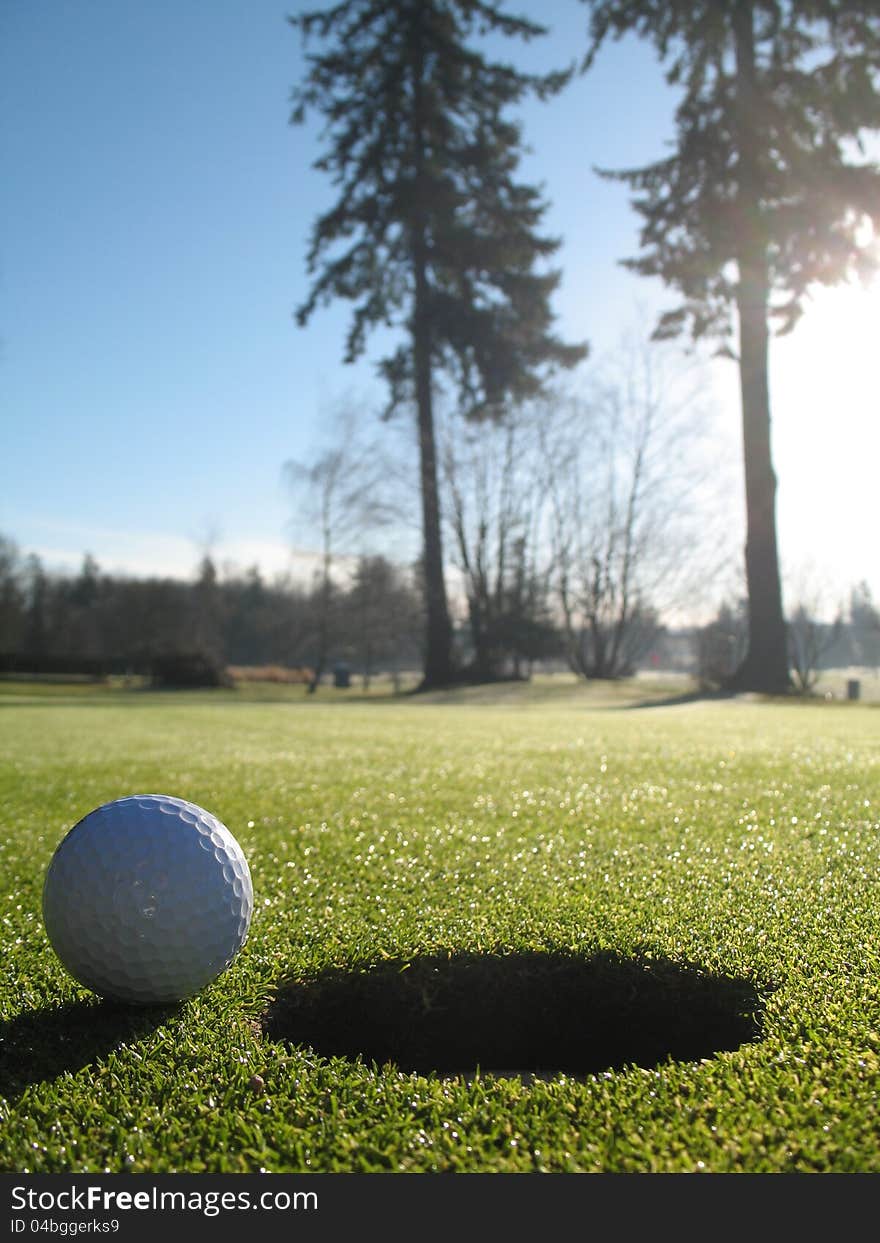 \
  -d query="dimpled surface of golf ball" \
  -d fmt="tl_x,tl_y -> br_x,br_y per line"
42,794 -> 254,1004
